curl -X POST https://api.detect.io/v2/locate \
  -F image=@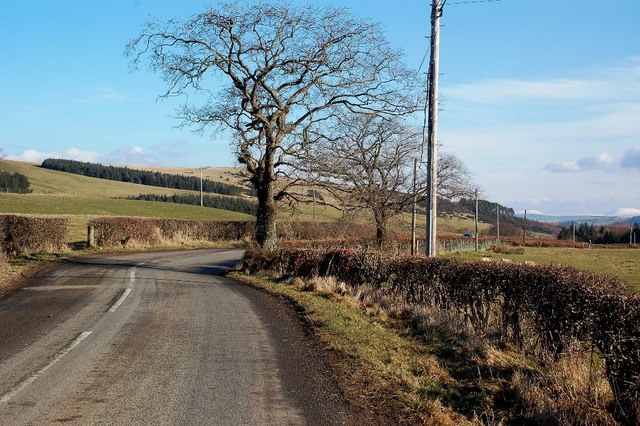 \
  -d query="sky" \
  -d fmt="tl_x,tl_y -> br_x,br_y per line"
1,0 -> 639,216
